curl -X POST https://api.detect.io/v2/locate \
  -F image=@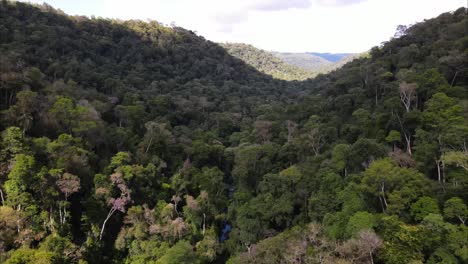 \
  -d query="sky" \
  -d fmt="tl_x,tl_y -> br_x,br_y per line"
22,0 -> 465,53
